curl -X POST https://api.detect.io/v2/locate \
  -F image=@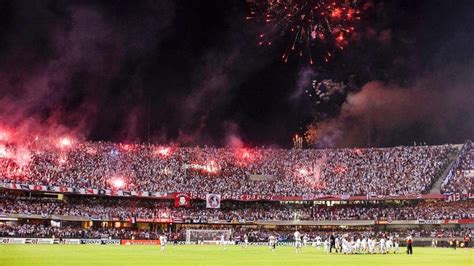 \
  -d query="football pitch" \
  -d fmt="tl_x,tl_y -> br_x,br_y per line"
0,245 -> 472,266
